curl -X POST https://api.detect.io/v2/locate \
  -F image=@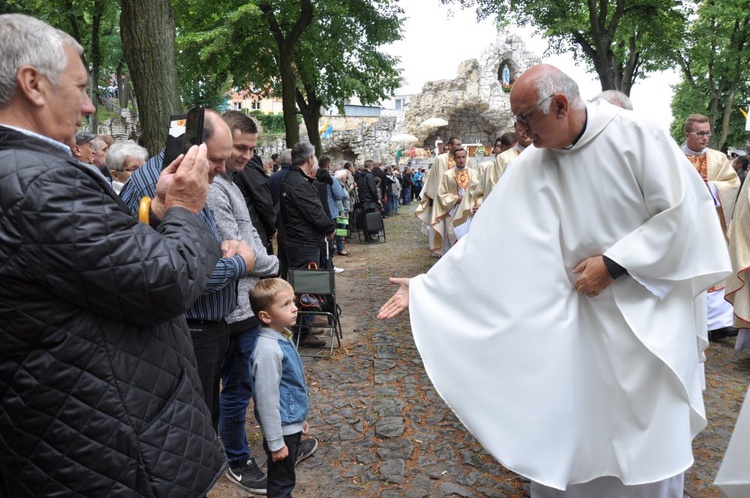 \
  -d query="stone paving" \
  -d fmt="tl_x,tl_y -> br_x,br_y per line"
209,204 -> 750,497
